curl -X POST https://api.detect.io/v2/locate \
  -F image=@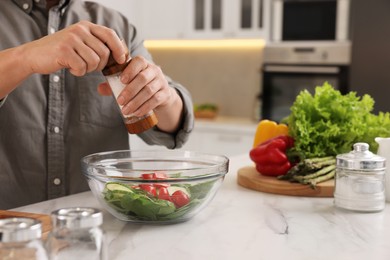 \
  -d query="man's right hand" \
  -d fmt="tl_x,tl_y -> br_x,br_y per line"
23,20 -> 126,76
